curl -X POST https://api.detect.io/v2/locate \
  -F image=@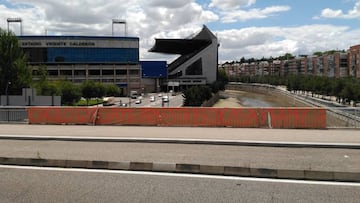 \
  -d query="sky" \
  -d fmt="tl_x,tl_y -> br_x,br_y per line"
1,0 -> 360,63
